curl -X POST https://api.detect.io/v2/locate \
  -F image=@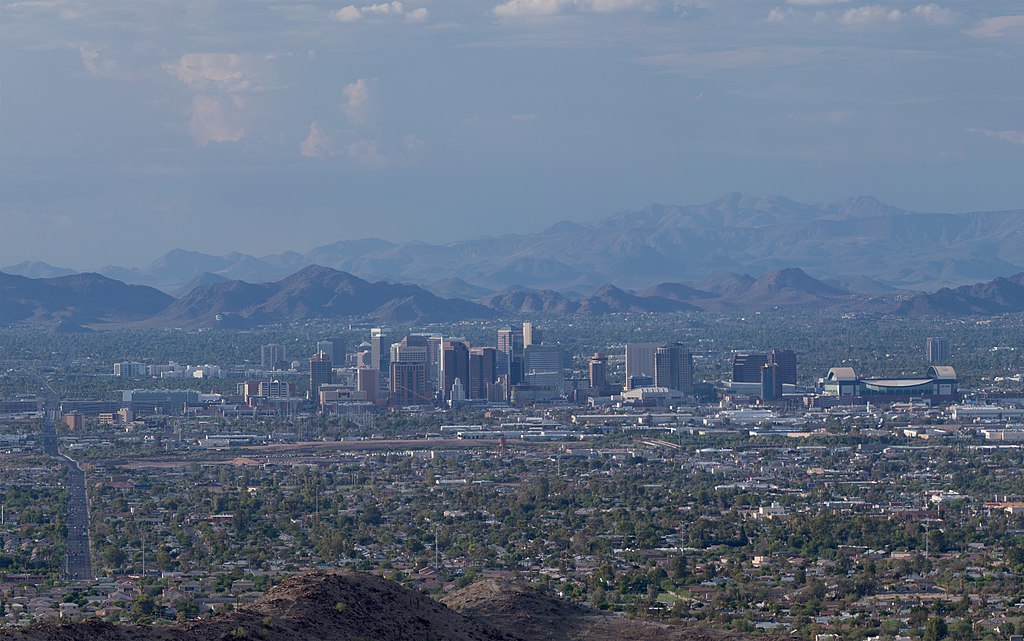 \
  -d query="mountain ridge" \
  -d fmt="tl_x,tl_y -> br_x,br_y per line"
71,194 -> 1024,294
3,267 -> 1023,330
